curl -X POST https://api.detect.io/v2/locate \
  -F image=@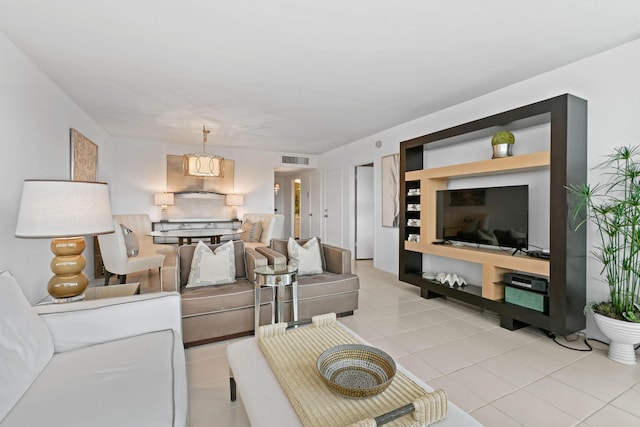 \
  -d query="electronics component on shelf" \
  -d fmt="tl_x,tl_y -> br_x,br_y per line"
407,188 -> 420,196
407,234 -> 420,242
407,219 -> 420,227
526,250 -> 550,259
505,286 -> 549,313
503,272 -> 549,293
